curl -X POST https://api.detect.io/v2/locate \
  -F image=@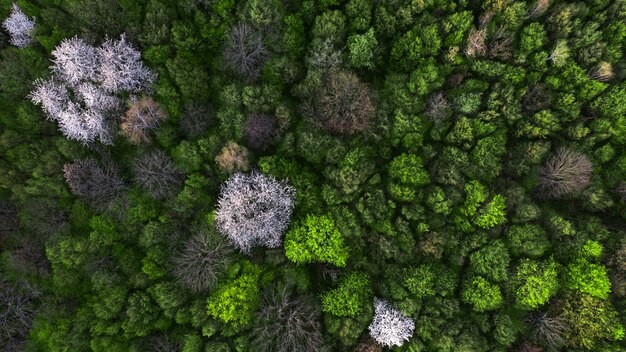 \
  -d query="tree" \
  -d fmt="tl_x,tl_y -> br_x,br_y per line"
172,228 -> 234,294
215,142 -> 251,174
30,35 -> 155,144
244,113 -> 277,151
121,97 -> 168,144
97,34 -> 156,93
223,22 -> 268,80
538,147 -> 592,198
566,257 -> 611,299
527,312 -> 569,351
63,158 -> 126,209
215,171 -> 295,253
51,37 -> 99,85
469,241 -> 510,282
513,259 -> 559,310
0,279 -> 39,347
284,214 -> 349,267
387,153 -> 429,202
206,261 -> 264,326
305,69 -> 375,136
252,288 -> 326,352
321,272 -> 371,318
368,298 -> 415,348
132,150 -> 184,199
179,102 -> 212,138
505,224 -> 551,257
461,276 -> 503,312
2,4 -> 35,48
559,292 -> 624,349
347,28 -> 377,69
